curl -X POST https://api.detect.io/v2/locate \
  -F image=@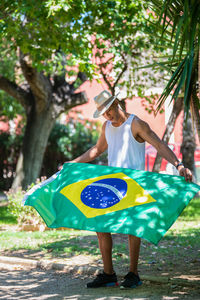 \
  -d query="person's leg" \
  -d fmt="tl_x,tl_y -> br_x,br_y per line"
128,235 -> 141,275
87,232 -> 118,288
120,235 -> 142,289
97,232 -> 114,274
